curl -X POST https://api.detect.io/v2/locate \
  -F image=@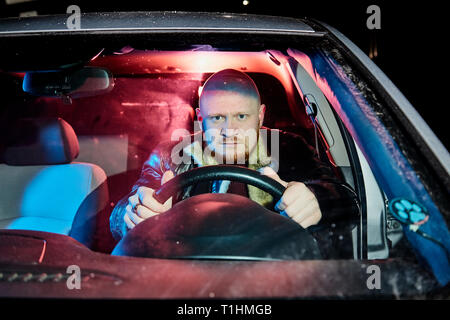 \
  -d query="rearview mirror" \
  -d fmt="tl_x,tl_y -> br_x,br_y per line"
22,67 -> 114,100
